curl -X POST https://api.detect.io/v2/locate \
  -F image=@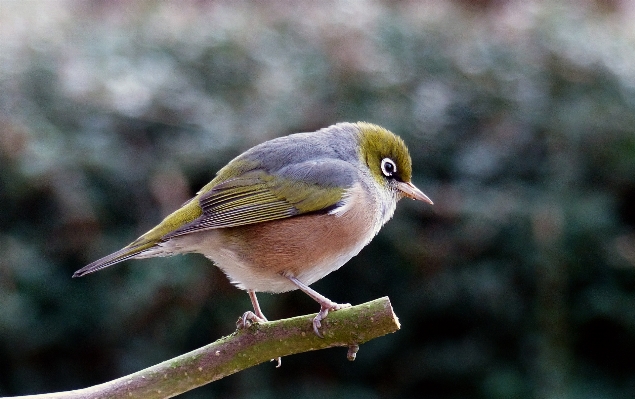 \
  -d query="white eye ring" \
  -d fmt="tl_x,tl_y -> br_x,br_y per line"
381,158 -> 397,177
